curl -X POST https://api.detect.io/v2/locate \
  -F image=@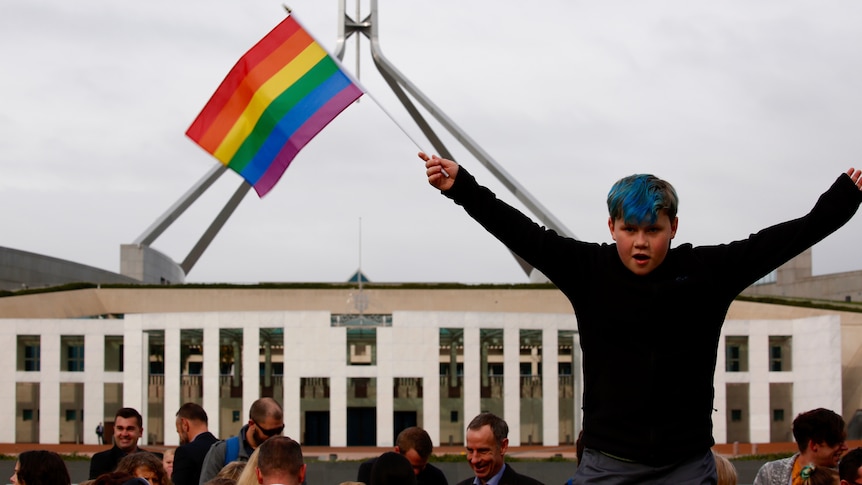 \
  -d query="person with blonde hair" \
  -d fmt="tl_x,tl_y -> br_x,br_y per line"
233,448 -> 259,485
713,451 -> 738,485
